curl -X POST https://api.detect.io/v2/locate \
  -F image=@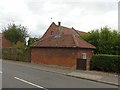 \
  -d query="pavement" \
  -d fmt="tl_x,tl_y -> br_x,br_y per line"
3,60 -> 119,87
